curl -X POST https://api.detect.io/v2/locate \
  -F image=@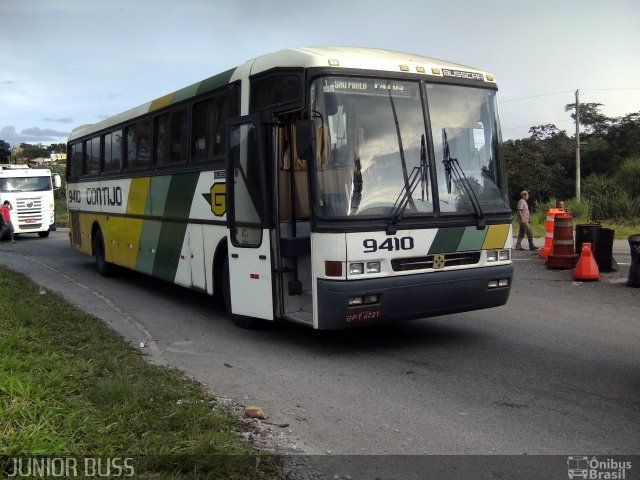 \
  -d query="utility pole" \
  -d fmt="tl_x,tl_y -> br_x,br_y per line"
575,89 -> 581,201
